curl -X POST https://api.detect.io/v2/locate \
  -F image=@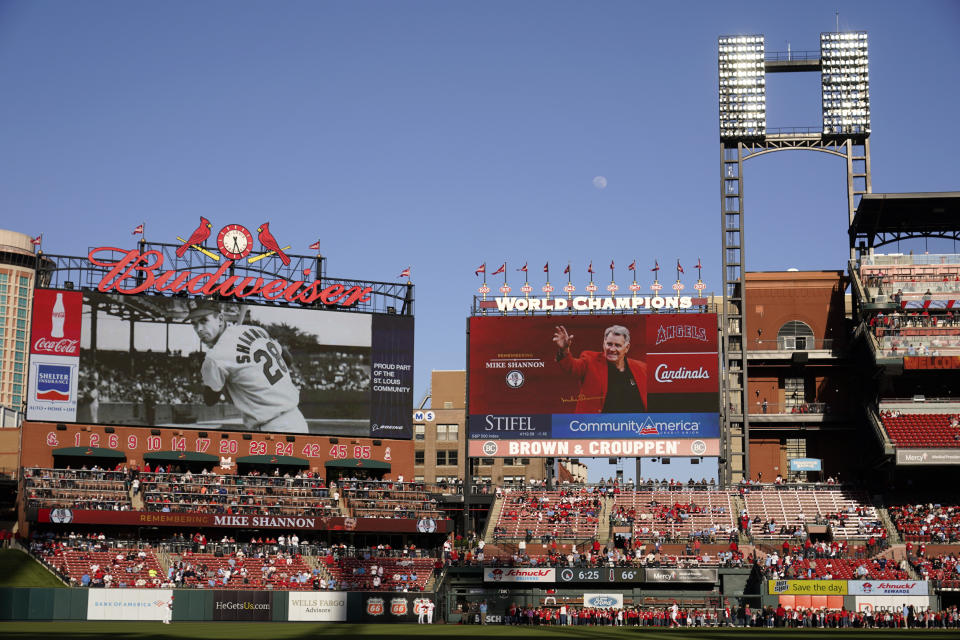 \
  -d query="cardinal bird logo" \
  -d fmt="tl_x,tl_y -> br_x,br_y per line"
176,217 -> 212,257
256,222 -> 291,265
